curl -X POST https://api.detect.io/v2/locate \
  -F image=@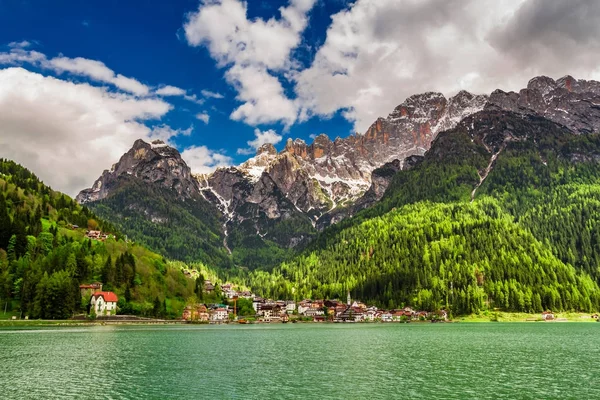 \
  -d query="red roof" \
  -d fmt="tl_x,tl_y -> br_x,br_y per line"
93,291 -> 118,302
